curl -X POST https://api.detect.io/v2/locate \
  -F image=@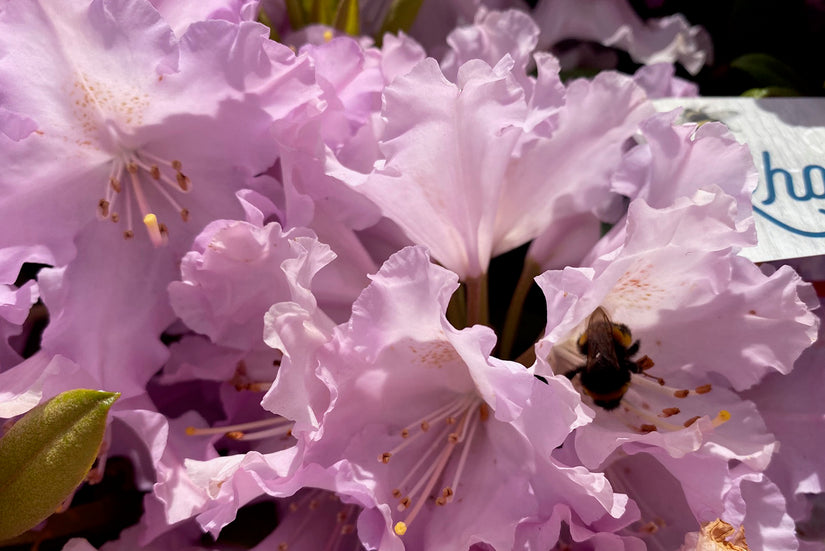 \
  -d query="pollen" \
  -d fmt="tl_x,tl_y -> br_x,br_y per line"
659,407 -> 680,418
713,410 -> 731,426
394,521 -> 407,536
143,213 -> 165,246
323,30 -> 334,42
